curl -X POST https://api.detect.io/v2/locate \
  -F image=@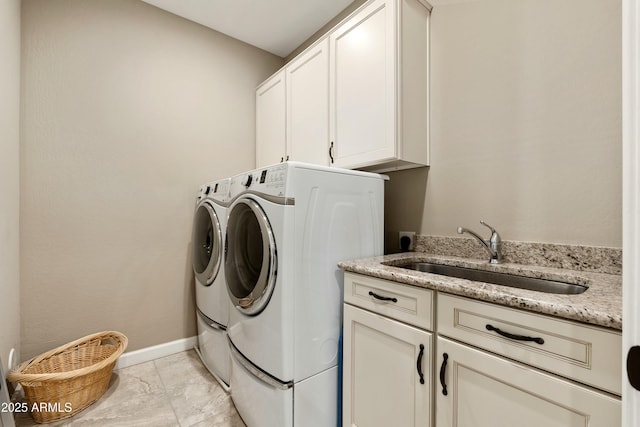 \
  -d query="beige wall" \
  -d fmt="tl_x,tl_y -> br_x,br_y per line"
20,0 -> 283,359
386,0 -> 622,251
0,0 -> 22,370
285,0 -> 367,62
